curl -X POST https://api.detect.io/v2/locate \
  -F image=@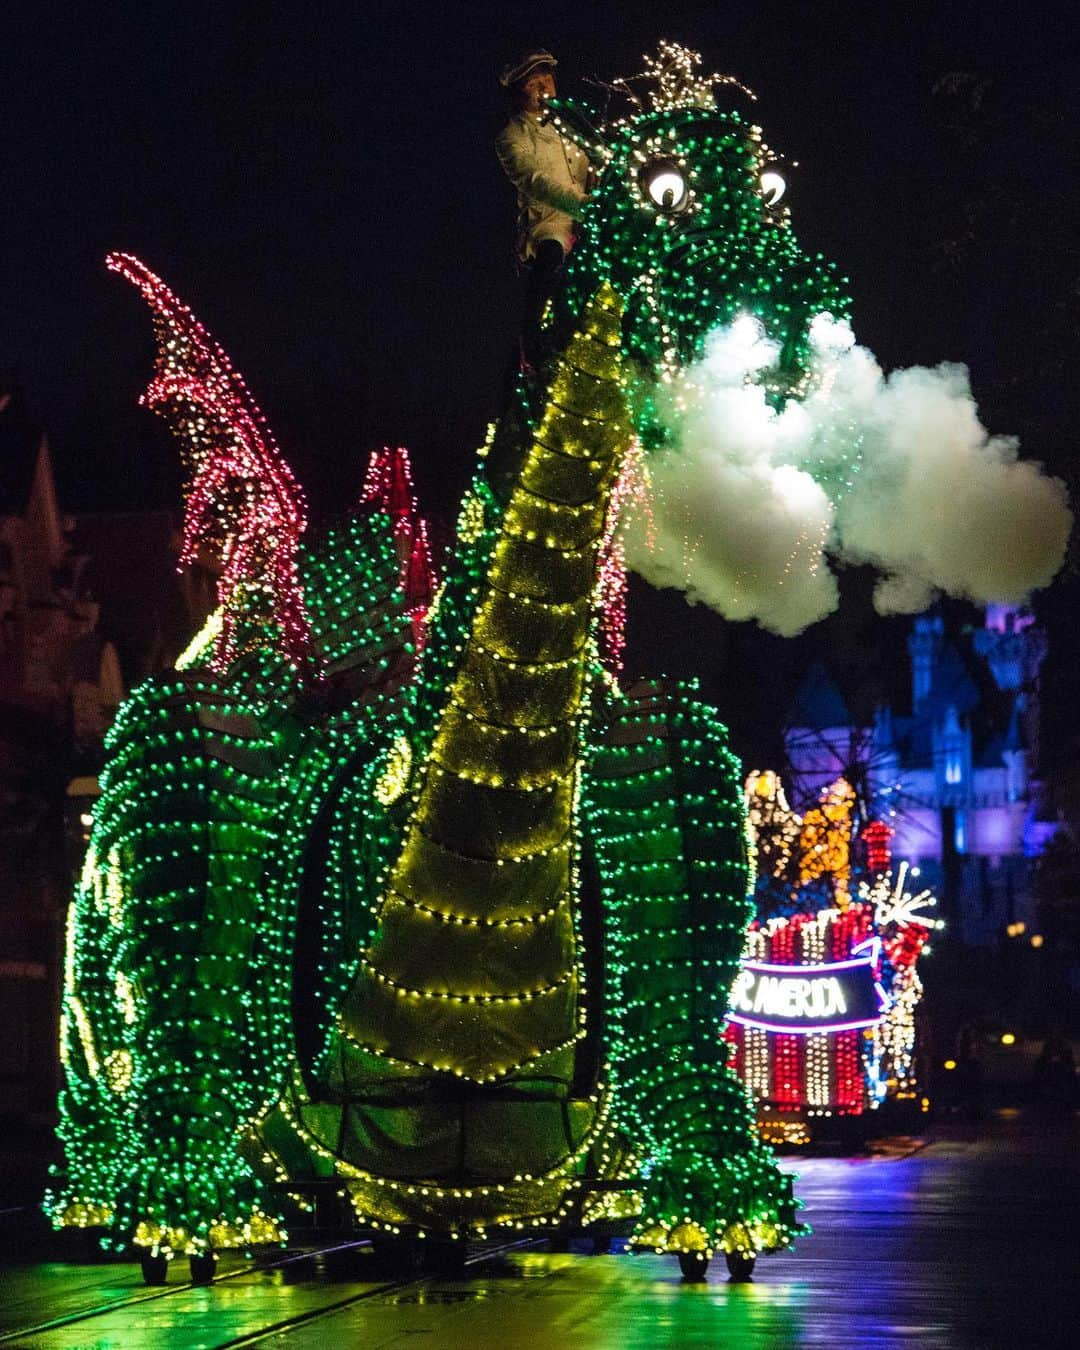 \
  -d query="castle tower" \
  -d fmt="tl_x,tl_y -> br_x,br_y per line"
870,705 -> 901,793
933,703 -> 971,807
908,614 -> 945,712
973,604 -> 1047,772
